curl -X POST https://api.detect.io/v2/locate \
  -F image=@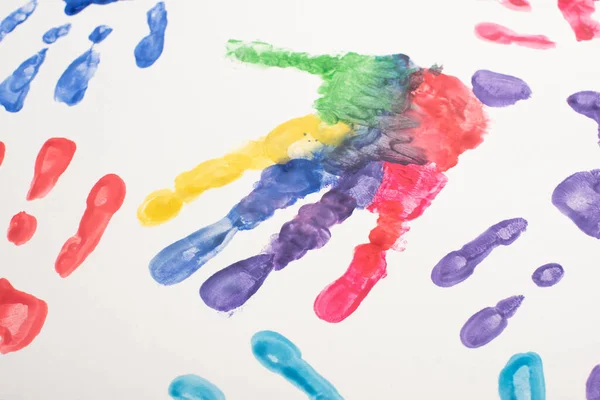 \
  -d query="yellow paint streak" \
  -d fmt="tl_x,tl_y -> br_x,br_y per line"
137,115 -> 351,226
